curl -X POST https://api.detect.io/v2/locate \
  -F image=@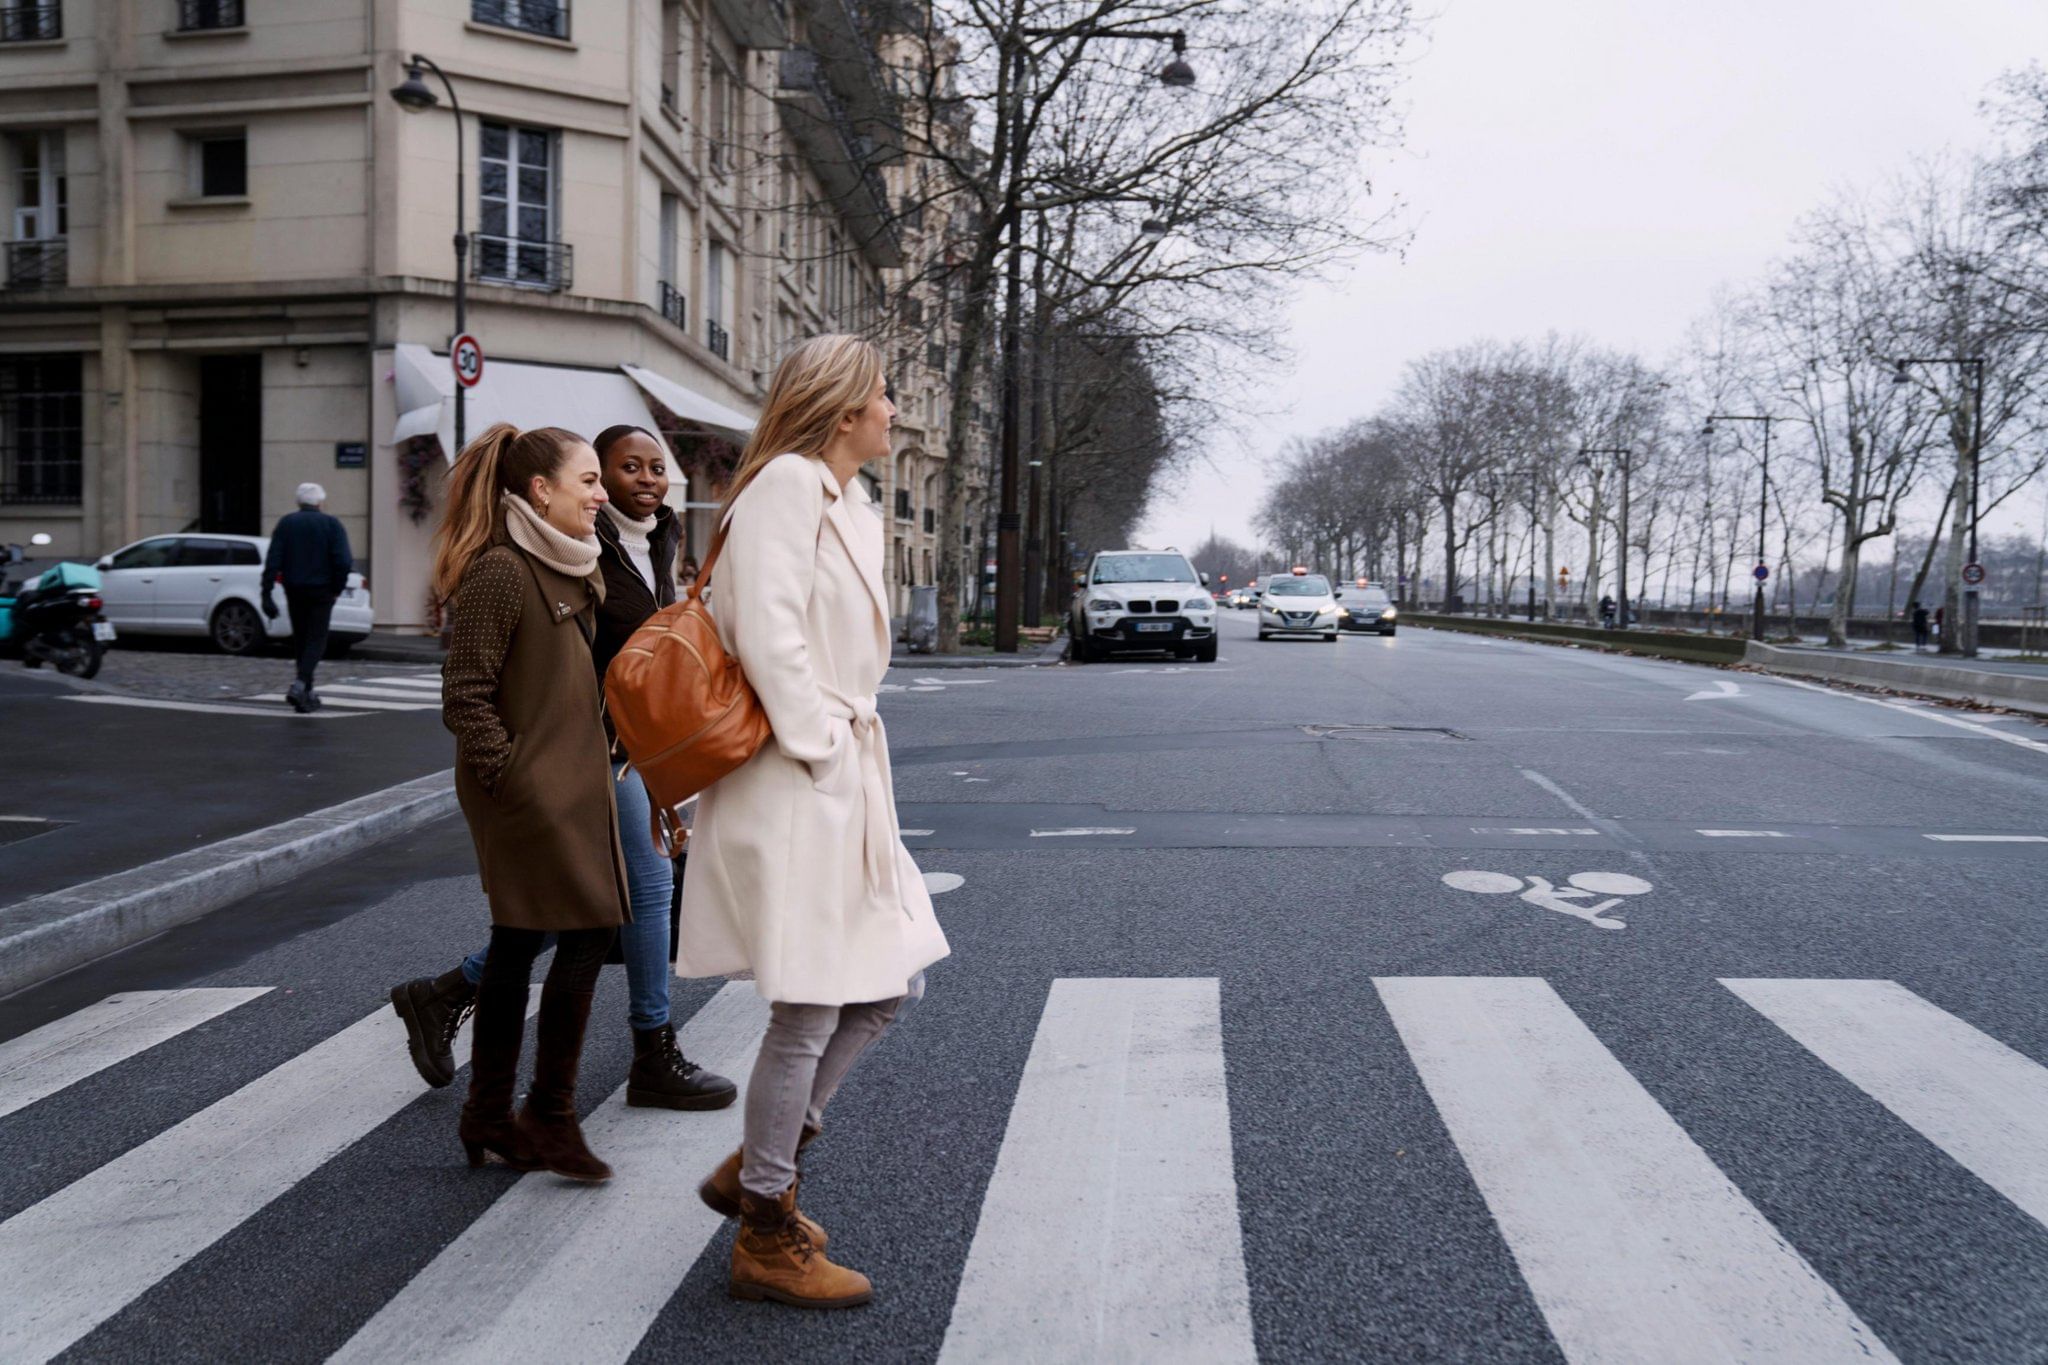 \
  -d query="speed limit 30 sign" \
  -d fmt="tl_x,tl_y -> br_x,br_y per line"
451,334 -> 485,388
